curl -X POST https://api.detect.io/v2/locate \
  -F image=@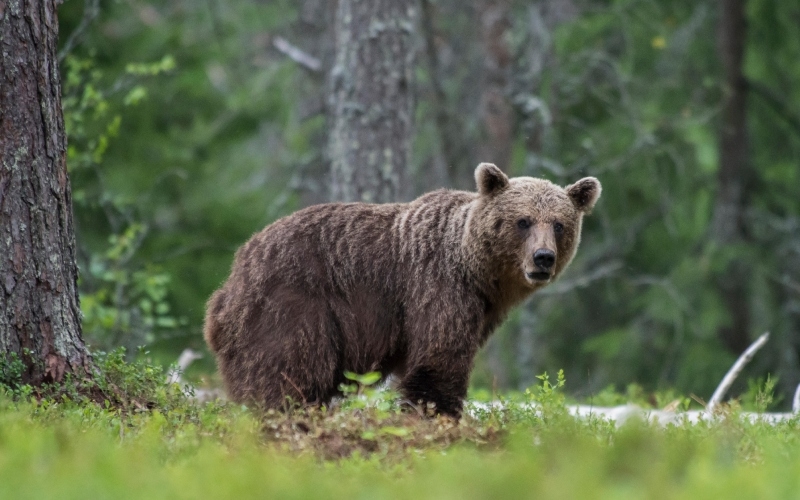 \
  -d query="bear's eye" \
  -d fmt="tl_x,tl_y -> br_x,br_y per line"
517,218 -> 531,230
553,222 -> 564,234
